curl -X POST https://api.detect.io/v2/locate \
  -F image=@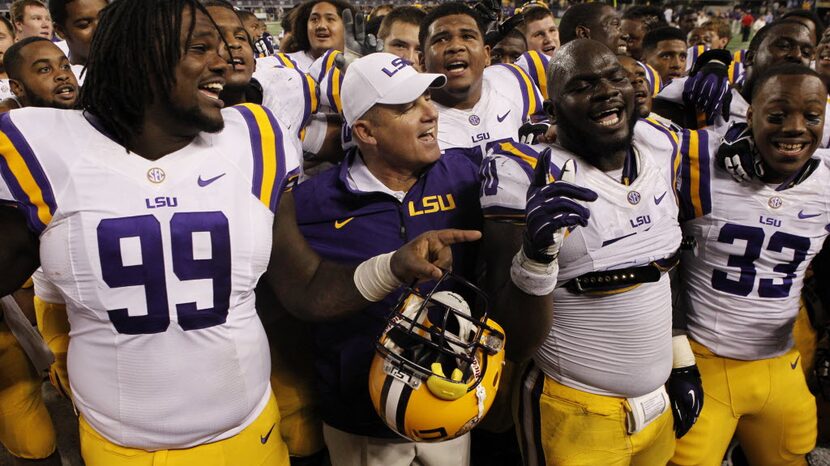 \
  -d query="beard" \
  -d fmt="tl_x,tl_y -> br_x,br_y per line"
169,100 -> 224,134
555,103 -> 637,166
25,87 -> 77,110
